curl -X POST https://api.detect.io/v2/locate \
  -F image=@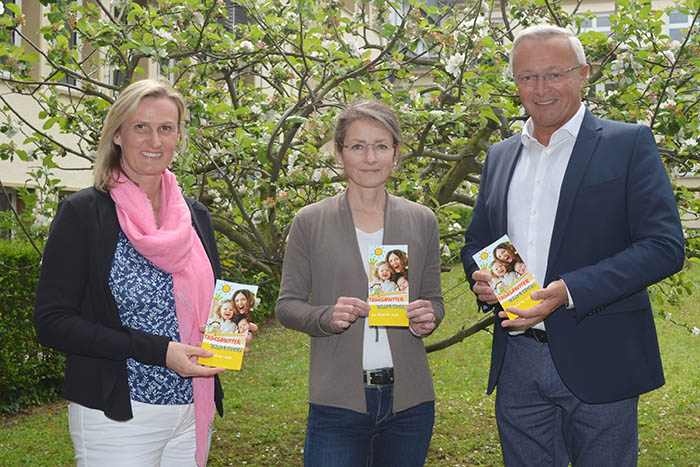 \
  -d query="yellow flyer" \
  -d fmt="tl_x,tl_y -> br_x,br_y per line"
198,280 -> 257,370
472,234 -> 541,319
368,245 -> 409,327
